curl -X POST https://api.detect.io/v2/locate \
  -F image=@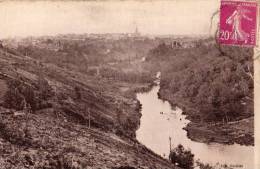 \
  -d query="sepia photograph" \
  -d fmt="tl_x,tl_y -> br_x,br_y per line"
0,0 -> 258,169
